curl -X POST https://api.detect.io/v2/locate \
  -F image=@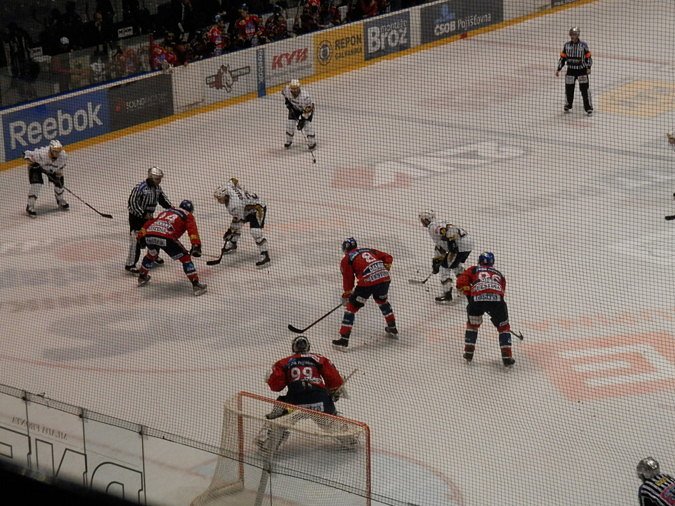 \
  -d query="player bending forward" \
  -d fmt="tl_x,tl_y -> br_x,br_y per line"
24,139 -> 68,217
333,237 -> 397,350
256,335 -> 357,451
419,210 -> 473,303
456,252 -> 514,366
282,78 -> 316,151
136,200 -> 207,296
213,177 -> 270,267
